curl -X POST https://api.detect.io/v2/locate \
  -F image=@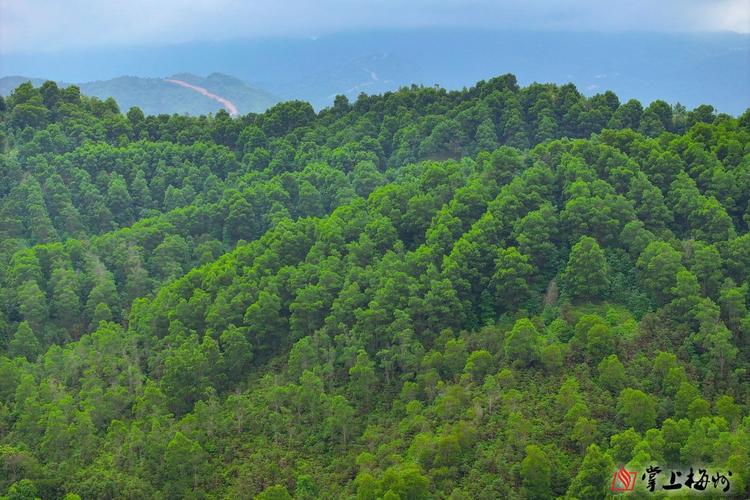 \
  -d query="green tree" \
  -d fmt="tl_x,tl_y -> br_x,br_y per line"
566,444 -> 614,499
162,334 -> 211,414
571,417 -> 599,453
562,236 -> 609,301
255,485 -> 292,500
84,269 -> 119,326
608,99 -> 643,130
4,479 -> 40,500
617,388 -> 656,432
493,247 -> 533,313
504,318 -> 540,368
464,349 -> 494,382
220,325 -> 253,384
520,444 -> 552,499
50,268 -> 81,333
639,109 -> 665,137
8,322 -> 40,362
637,241 -> 684,304
349,349 -> 377,407
106,173 -> 134,226
598,354 -> 627,393
586,323 -> 615,363
287,336 -> 318,382
164,431 -> 204,497
16,280 -> 48,333
23,177 -> 58,244
474,118 -> 499,152
326,395 -> 356,447
609,428 -> 641,465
